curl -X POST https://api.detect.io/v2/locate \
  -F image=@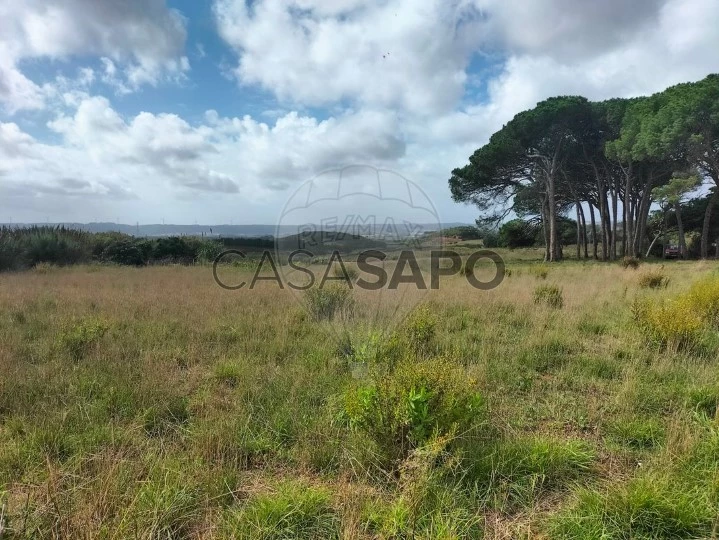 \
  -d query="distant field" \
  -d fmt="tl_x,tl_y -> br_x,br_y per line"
1,256 -> 719,538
